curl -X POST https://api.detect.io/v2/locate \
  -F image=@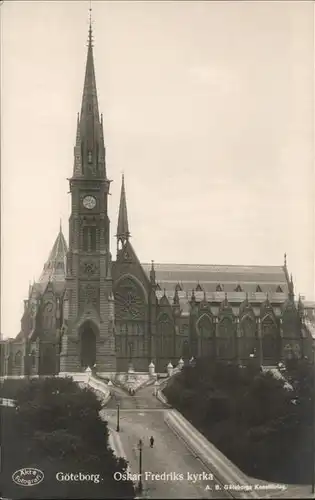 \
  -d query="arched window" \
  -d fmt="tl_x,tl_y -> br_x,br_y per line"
157,314 -> 174,336
43,302 -> 53,329
14,351 -> 22,365
197,314 -> 214,338
261,315 -> 278,337
218,317 -> 234,337
31,349 -> 36,368
83,227 -> 97,252
240,316 -> 256,337
261,315 -> 279,361
115,278 -> 145,321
